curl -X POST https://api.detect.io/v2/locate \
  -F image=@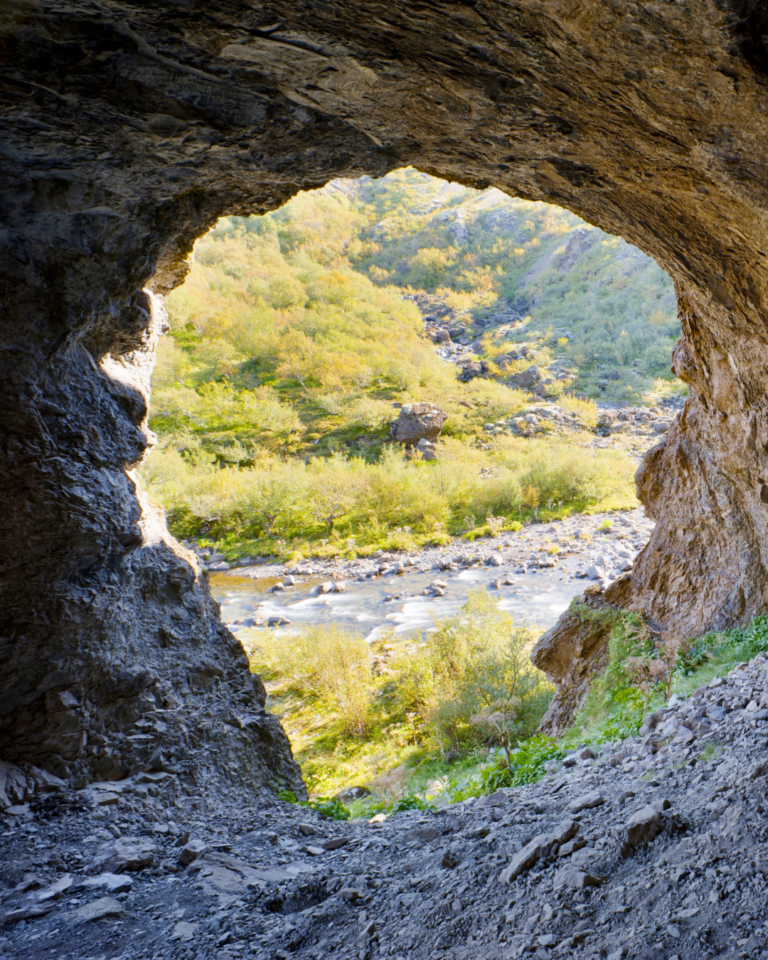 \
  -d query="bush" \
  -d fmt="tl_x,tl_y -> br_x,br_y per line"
410,589 -> 554,761
277,790 -> 351,820
389,796 -> 436,815
258,626 -> 373,736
